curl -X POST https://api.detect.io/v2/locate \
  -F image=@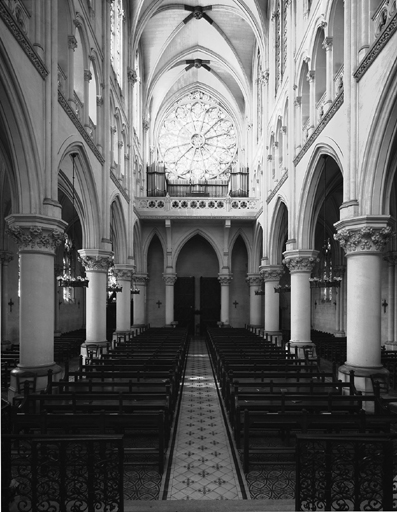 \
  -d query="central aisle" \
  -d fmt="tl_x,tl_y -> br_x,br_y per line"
162,337 -> 248,500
